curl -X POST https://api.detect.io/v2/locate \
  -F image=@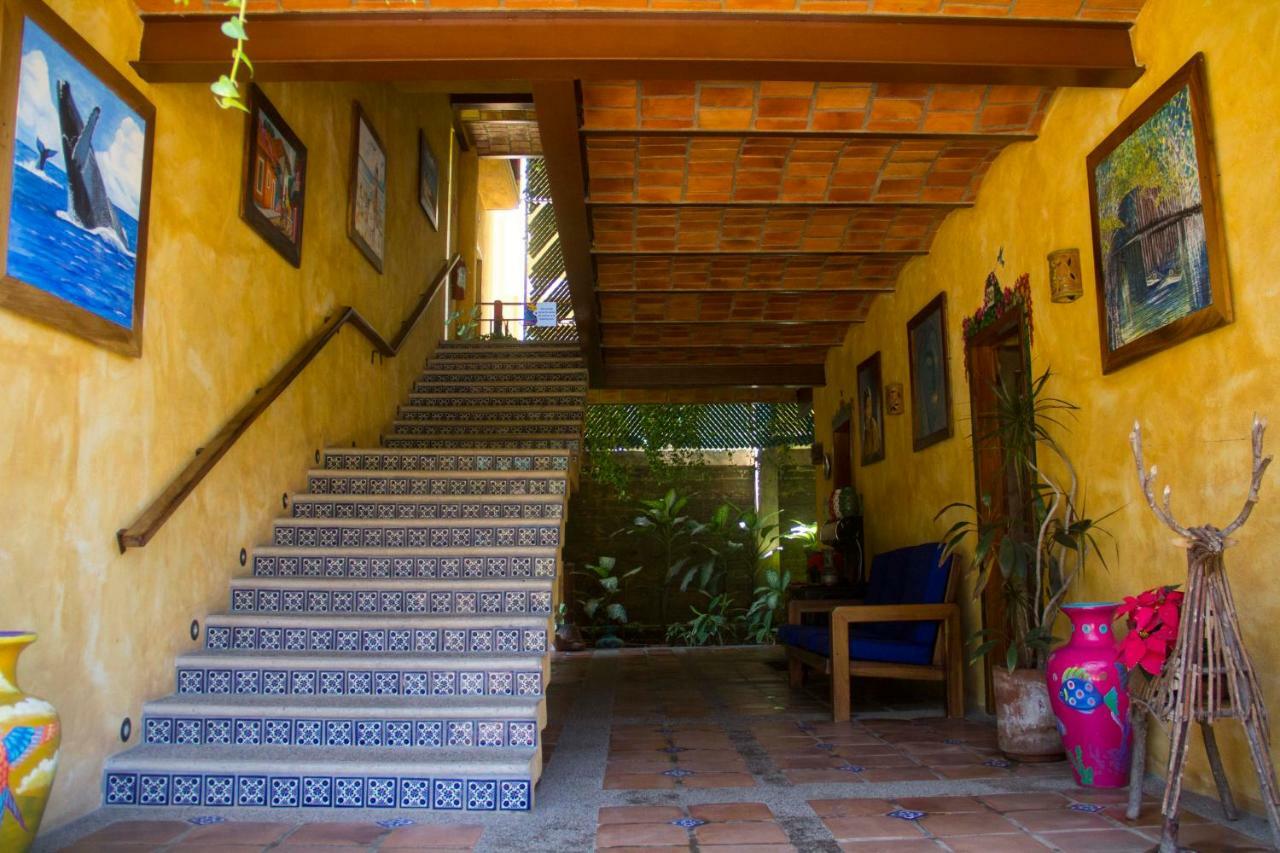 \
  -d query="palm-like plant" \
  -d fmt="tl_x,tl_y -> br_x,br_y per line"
575,556 -> 642,627
741,568 -> 792,644
938,369 -> 1115,671
616,489 -> 695,625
